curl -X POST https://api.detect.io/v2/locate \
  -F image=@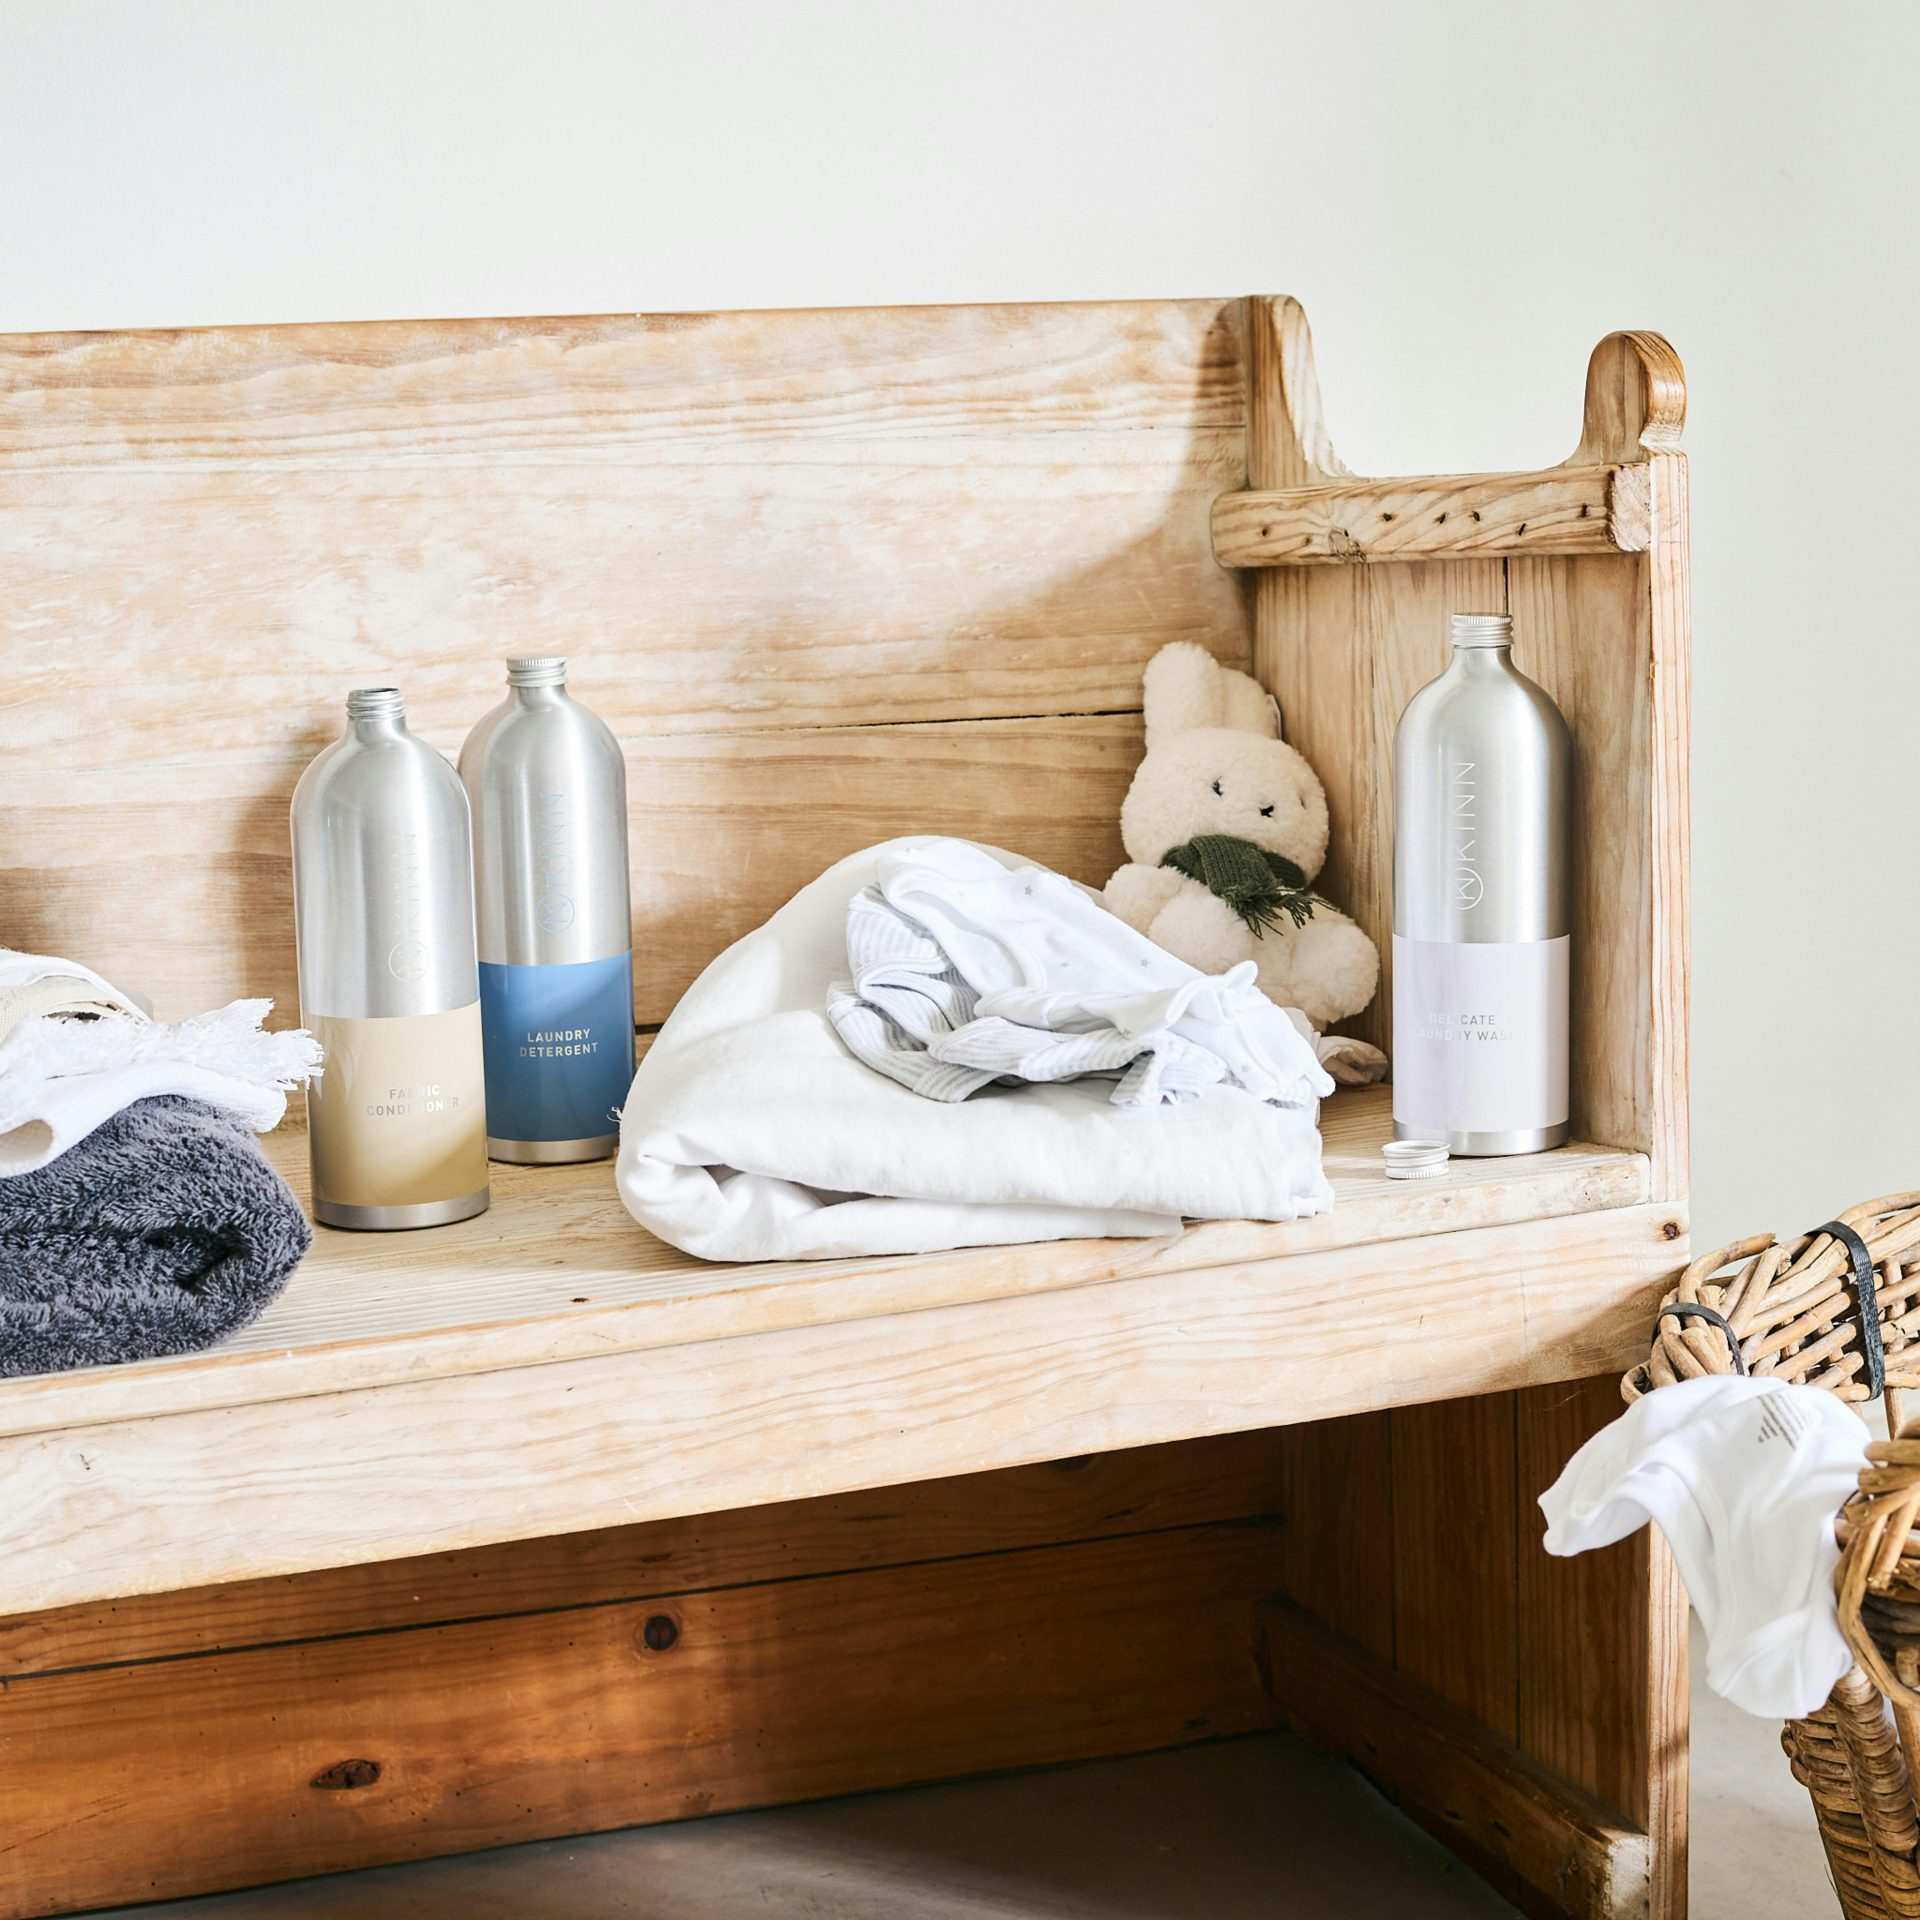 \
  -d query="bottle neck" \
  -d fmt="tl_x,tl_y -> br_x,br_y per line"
345,688 -> 410,740
1451,641 -> 1514,672
511,683 -> 569,710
